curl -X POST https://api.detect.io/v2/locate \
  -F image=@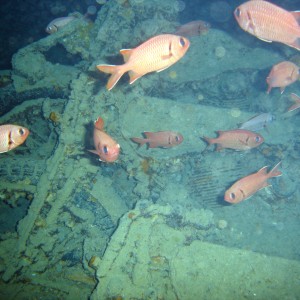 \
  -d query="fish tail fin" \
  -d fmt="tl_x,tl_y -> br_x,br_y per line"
97,64 -> 125,90
94,117 -> 104,130
268,161 -> 282,178
202,136 -> 215,145
131,137 -> 146,147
